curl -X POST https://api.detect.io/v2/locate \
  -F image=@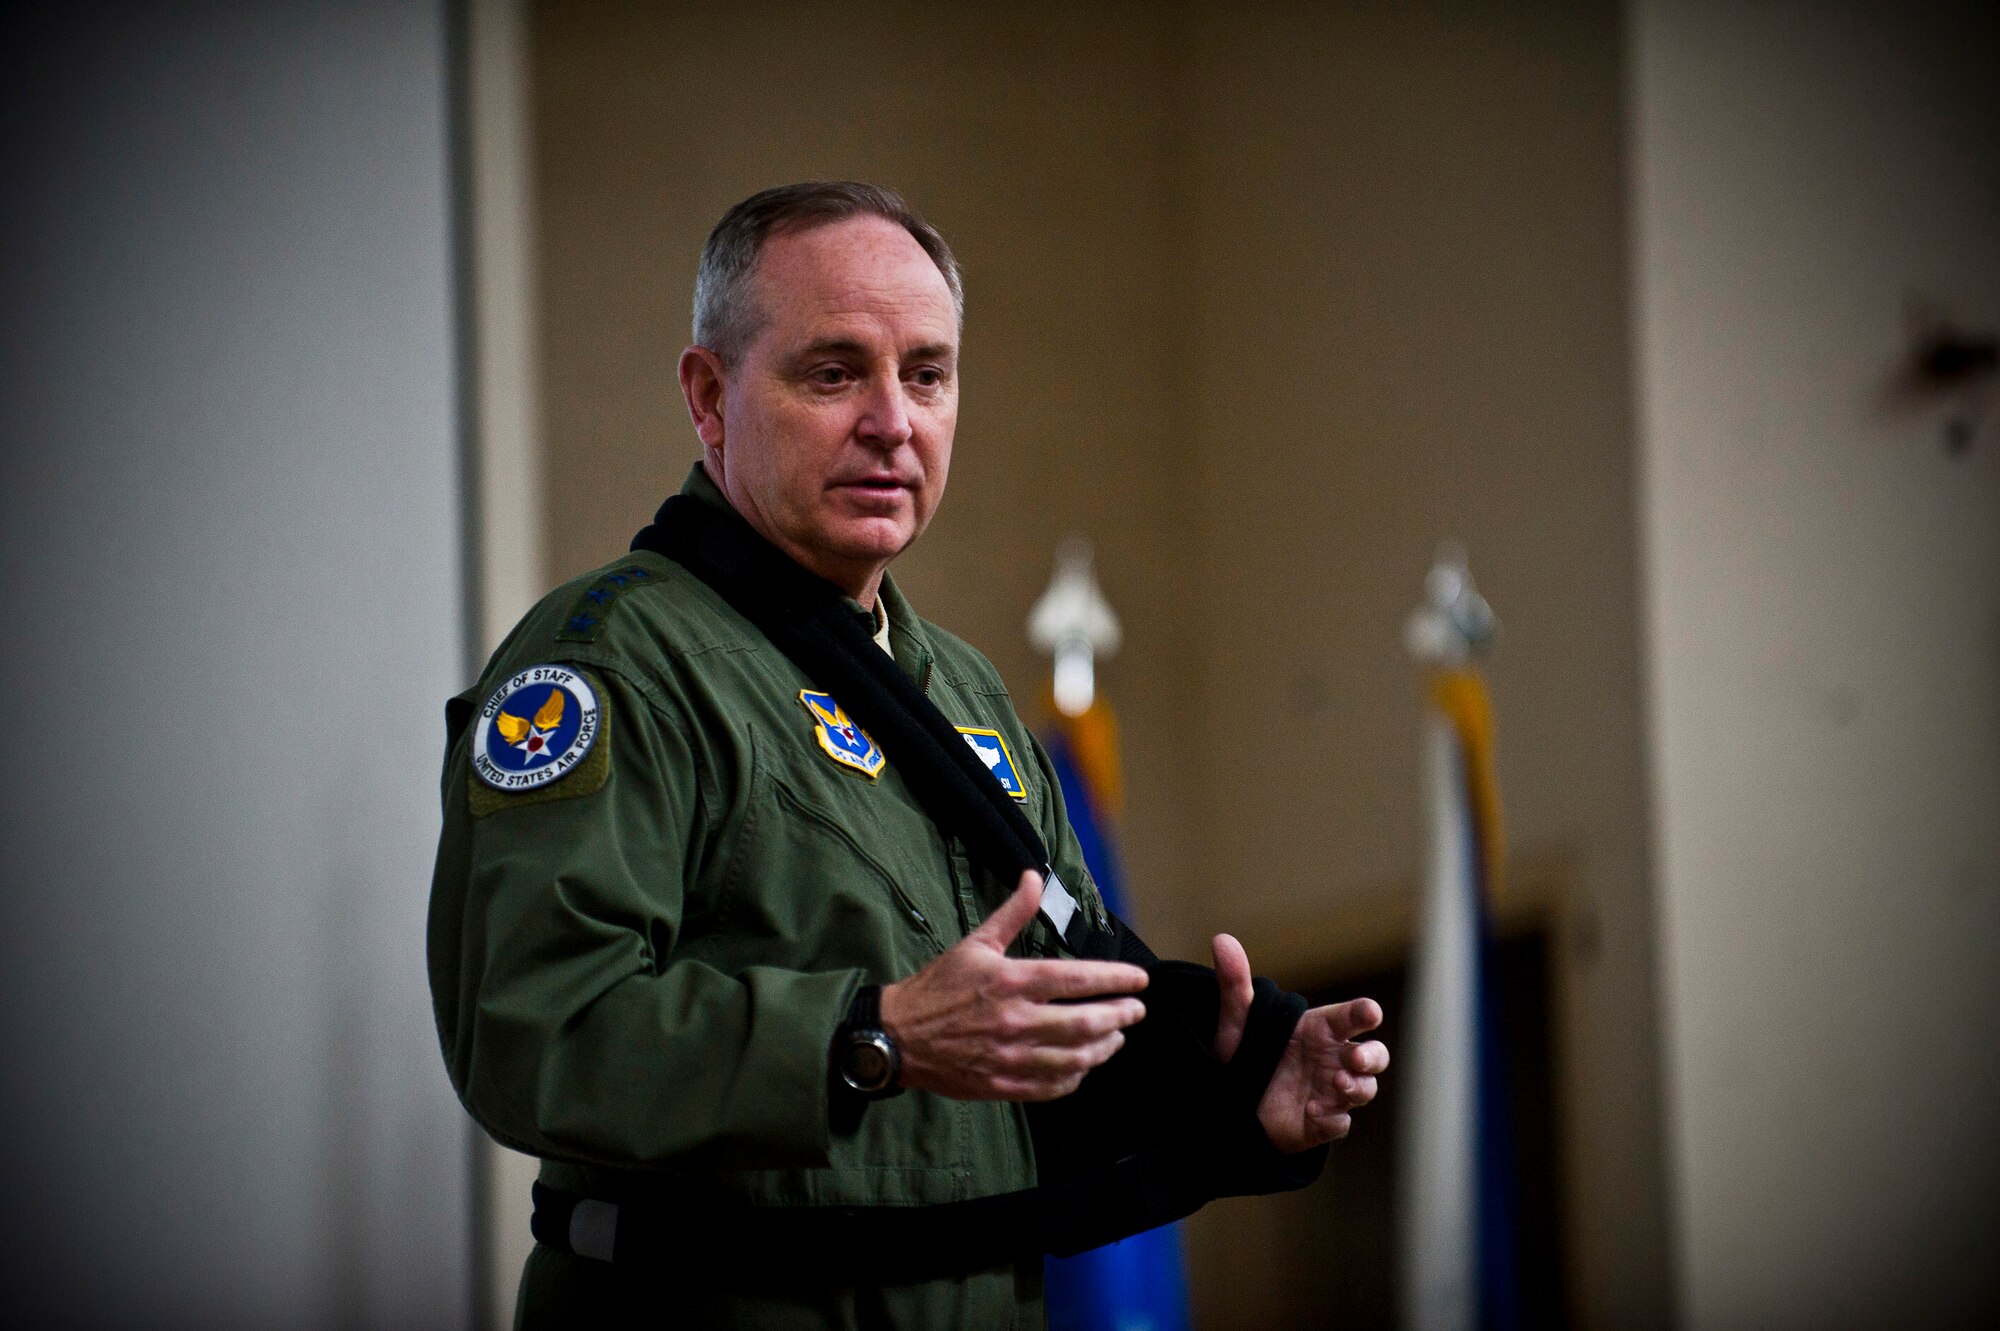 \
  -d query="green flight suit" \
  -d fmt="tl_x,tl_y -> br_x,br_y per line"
429,465 -> 1110,1327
